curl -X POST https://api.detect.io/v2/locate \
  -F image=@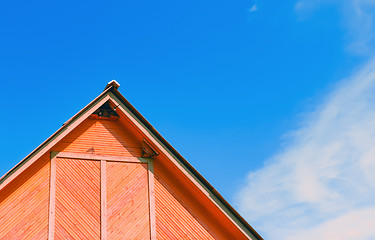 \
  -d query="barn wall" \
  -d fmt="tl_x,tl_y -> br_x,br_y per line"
0,156 -> 50,239
154,157 -> 251,240
154,161 -> 234,240
0,113 -> 253,240
53,118 -> 142,157
107,162 -> 150,239
55,158 -> 101,239
51,117 -> 150,239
